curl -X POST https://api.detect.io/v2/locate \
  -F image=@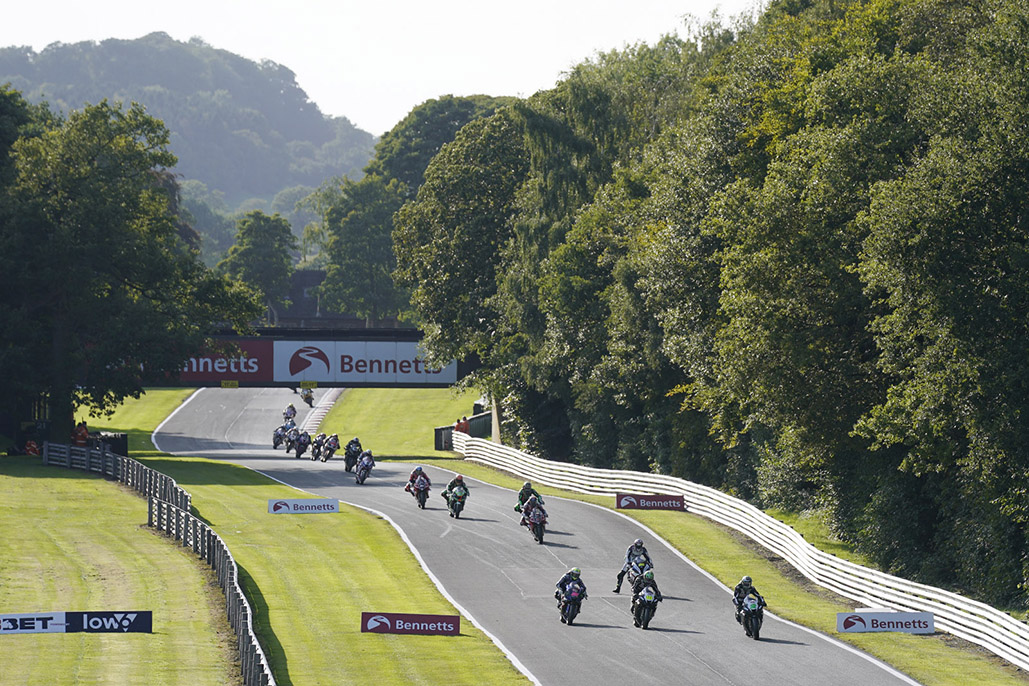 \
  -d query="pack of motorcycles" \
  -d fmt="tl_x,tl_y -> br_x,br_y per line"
270,420 -> 763,637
